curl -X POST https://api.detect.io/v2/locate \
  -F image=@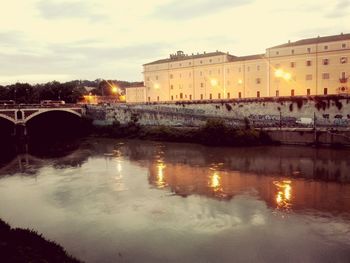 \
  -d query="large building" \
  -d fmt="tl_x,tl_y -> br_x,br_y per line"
127,33 -> 350,103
